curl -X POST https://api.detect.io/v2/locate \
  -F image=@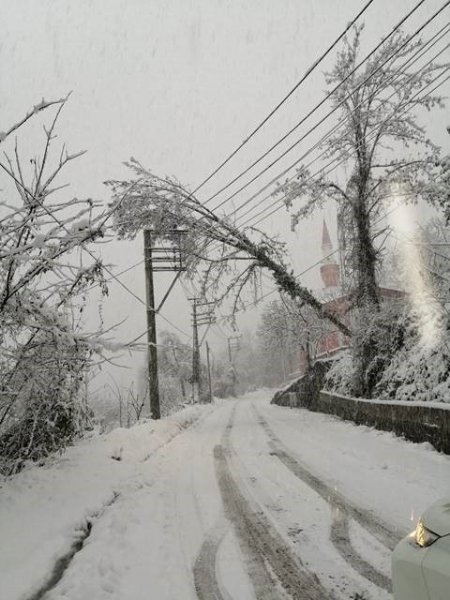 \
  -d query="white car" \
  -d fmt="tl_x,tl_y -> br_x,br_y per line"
392,498 -> 450,599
